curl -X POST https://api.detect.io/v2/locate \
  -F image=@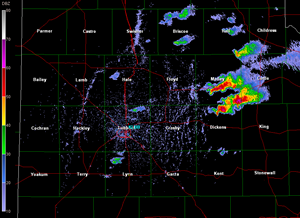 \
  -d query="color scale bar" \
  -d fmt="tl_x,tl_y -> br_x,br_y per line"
2,10 -> 6,212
